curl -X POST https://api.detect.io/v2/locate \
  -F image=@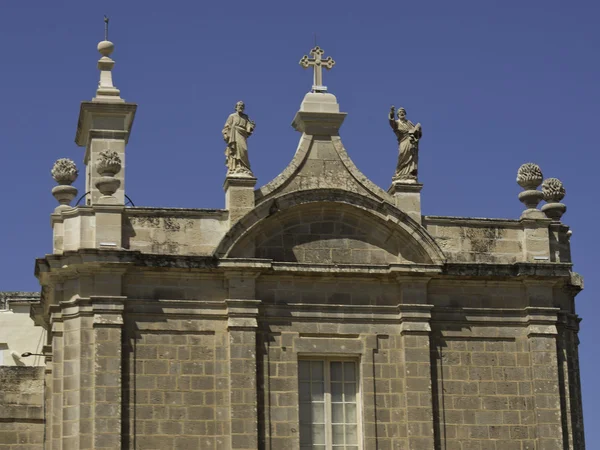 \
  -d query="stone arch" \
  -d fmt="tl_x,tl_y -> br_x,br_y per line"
215,189 -> 445,265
